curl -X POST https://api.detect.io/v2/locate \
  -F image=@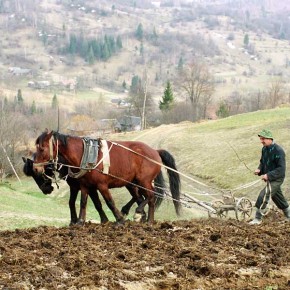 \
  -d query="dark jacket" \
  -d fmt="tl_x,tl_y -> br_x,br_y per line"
258,142 -> 286,181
